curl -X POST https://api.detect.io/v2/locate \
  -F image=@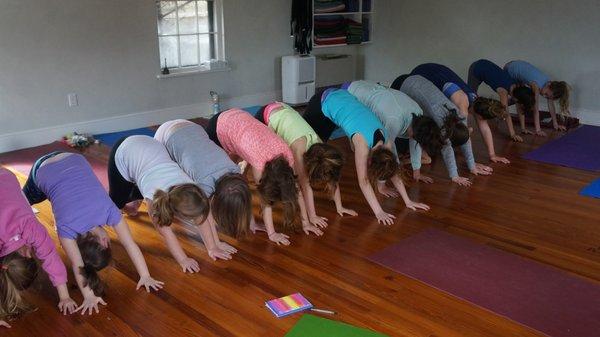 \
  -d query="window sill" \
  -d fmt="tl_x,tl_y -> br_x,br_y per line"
156,61 -> 231,79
